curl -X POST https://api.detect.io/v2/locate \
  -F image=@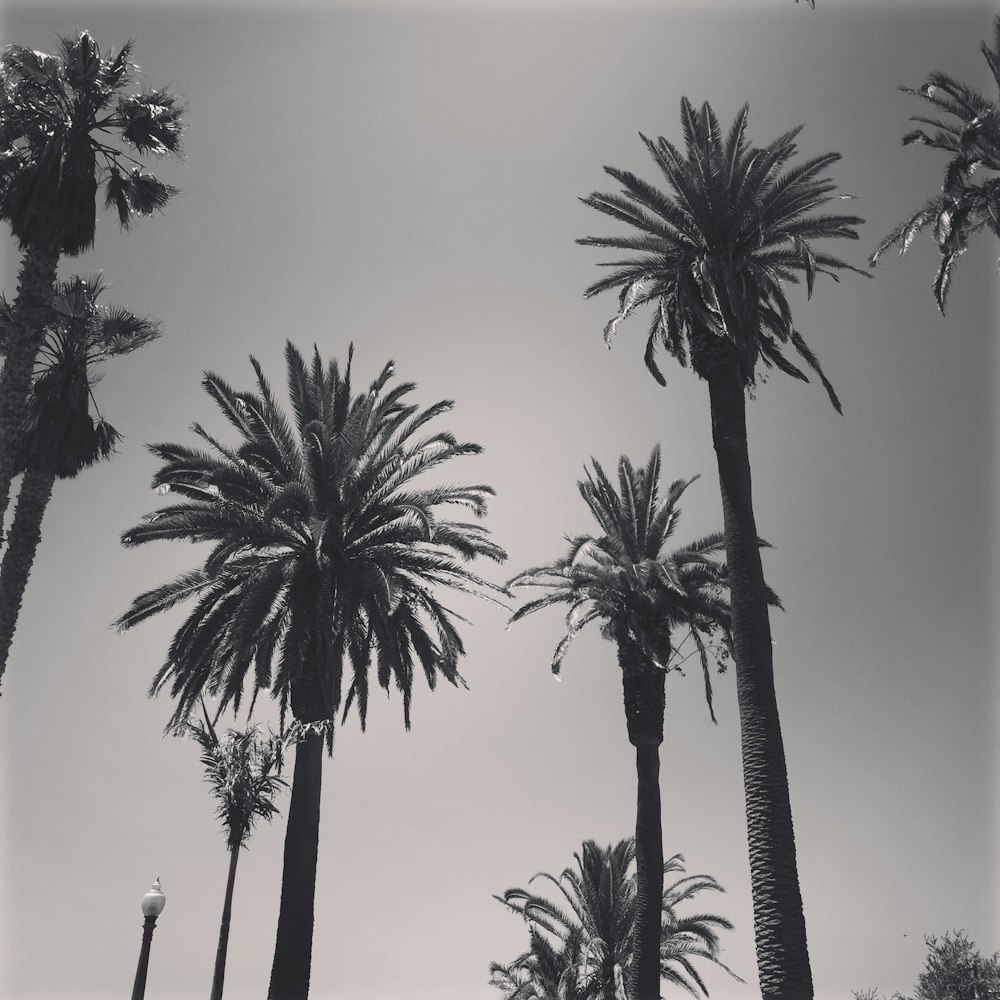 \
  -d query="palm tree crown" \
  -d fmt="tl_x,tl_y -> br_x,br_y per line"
508,446 -> 741,722
0,31 -> 183,254
186,705 -> 287,853
870,15 -> 1000,312
0,273 -> 160,477
0,274 -> 159,691
579,98 -> 867,410
490,838 -> 741,1000
116,341 -> 507,736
